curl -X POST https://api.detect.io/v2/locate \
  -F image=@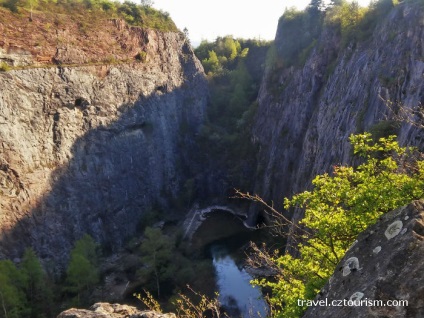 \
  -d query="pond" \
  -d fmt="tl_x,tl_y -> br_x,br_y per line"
191,210 -> 269,318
